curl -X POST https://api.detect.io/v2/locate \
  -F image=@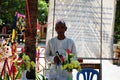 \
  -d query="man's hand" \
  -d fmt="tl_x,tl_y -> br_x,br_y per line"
54,55 -> 64,64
